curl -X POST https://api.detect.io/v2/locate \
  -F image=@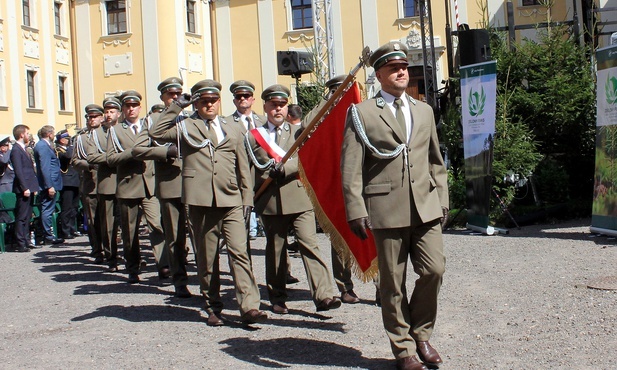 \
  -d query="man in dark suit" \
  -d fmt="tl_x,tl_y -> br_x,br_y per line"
246,84 -> 341,315
34,125 -> 64,245
107,90 -> 169,284
150,79 -> 267,326
55,130 -> 80,240
10,125 -> 39,253
341,42 -> 449,370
